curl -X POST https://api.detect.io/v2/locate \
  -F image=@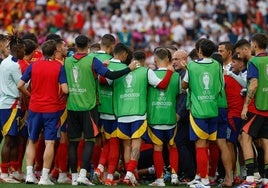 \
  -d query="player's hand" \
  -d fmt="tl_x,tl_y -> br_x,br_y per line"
128,60 -> 138,71
167,64 -> 175,72
241,105 -> 248,120
103,60 -> 110,67
180,60 -> 187,69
